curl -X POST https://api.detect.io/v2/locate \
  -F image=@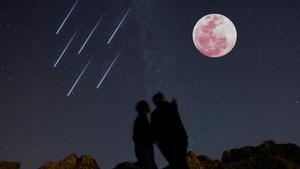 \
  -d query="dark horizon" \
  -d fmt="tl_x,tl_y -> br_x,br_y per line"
1,0 -> 300,169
